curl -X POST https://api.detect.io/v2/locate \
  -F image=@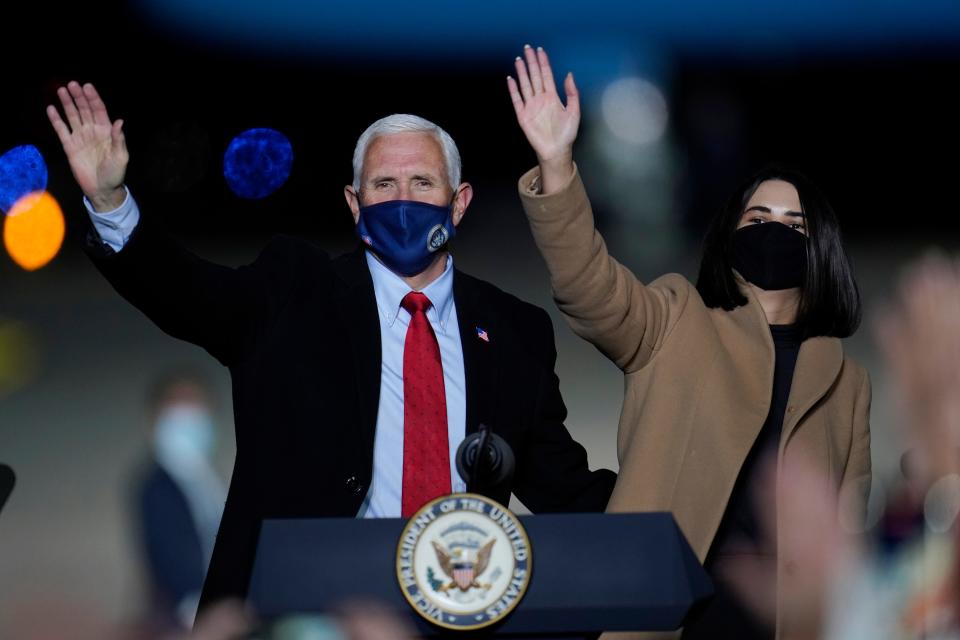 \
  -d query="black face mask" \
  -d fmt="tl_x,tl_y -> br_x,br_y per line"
731,222 -> 808,291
